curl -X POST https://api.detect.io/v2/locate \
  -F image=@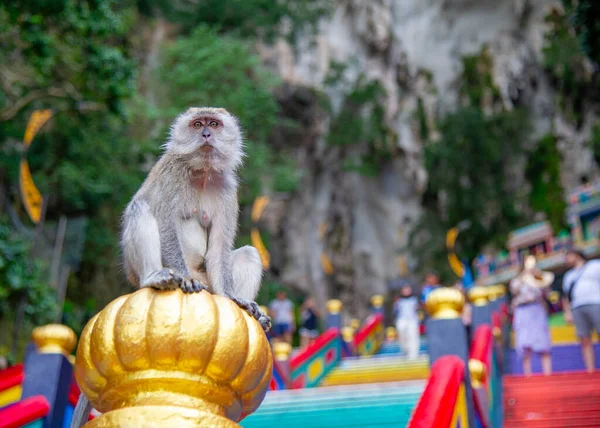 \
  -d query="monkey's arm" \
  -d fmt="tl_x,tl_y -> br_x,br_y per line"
205,196 -> 237,297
